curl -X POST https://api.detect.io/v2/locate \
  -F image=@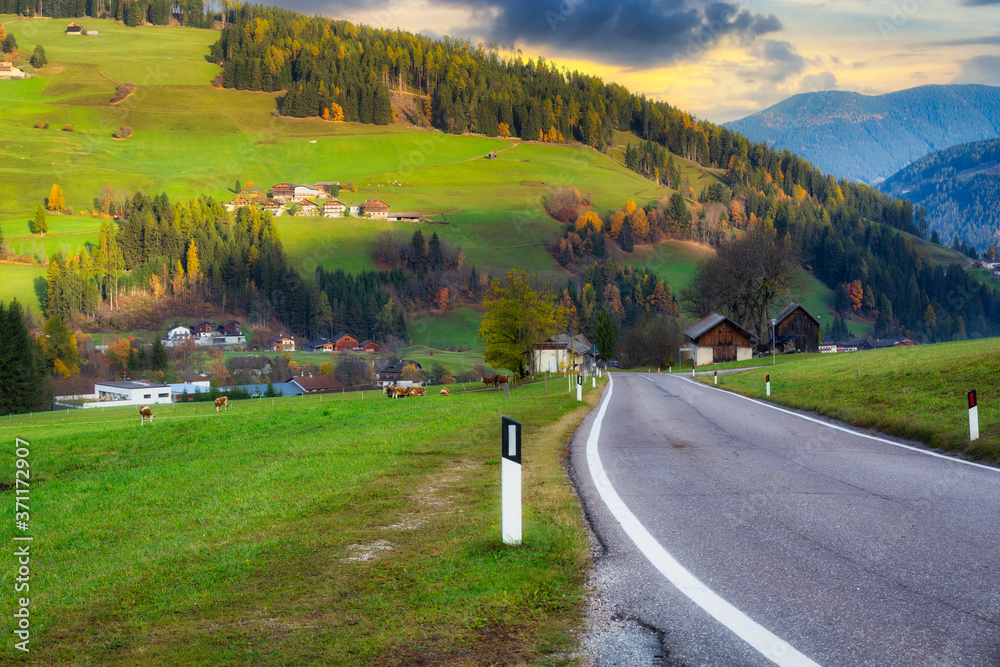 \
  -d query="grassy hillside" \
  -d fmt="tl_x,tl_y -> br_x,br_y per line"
0,378 -> 603,664
699,338 -> 1000,462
